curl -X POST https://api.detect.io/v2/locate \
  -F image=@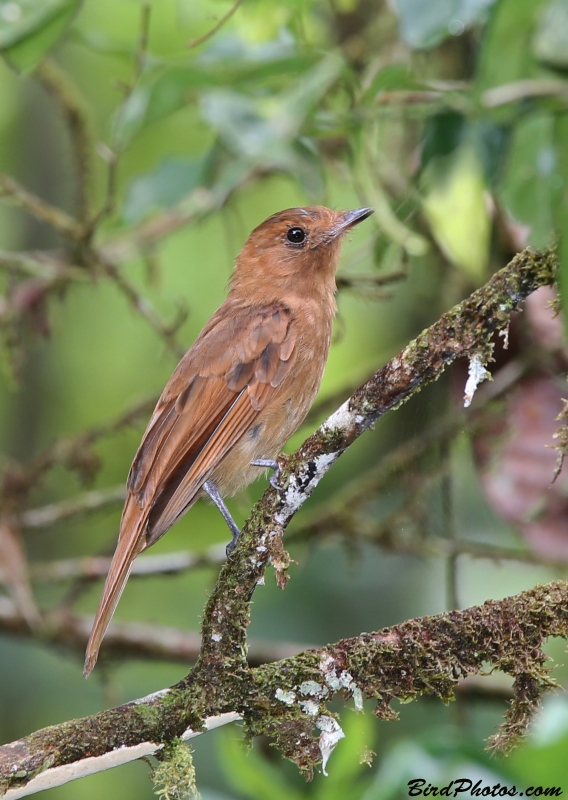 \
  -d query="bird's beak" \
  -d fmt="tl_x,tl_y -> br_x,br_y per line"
332,207 -> 374,237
